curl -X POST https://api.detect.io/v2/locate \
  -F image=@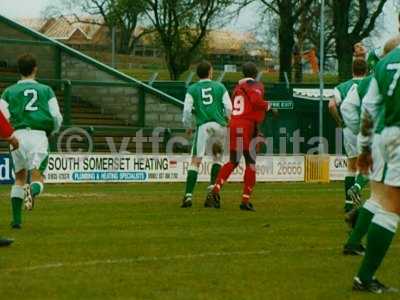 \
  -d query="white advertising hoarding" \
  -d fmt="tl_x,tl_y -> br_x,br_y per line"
44,154 -> 305,183
329,155 -> 348,181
